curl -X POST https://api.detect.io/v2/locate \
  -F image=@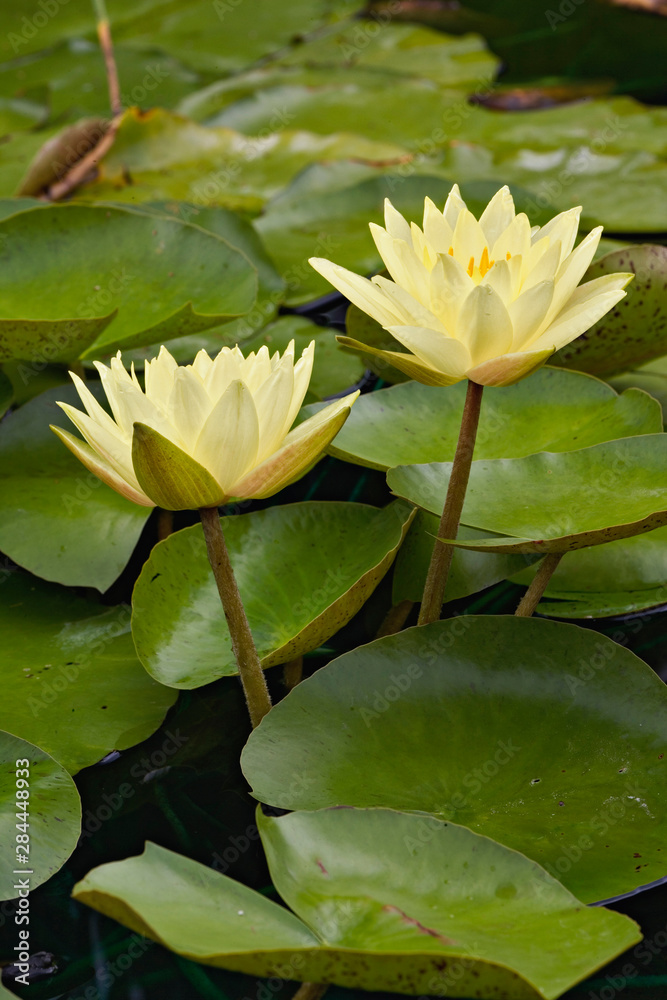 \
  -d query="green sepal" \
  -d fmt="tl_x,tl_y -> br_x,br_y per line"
131,422 -> 225,511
